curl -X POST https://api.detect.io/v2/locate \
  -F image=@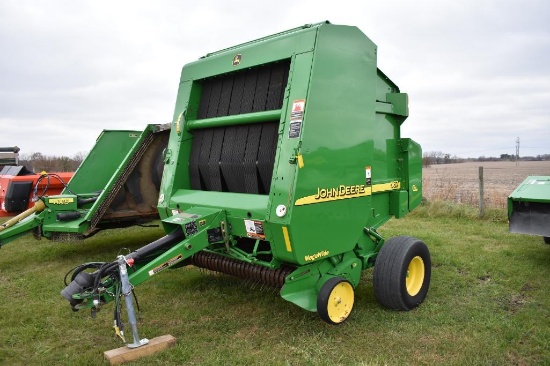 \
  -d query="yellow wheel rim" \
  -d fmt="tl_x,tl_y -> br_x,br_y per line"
406,256 -> 425,296
327,281 -> 354,324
